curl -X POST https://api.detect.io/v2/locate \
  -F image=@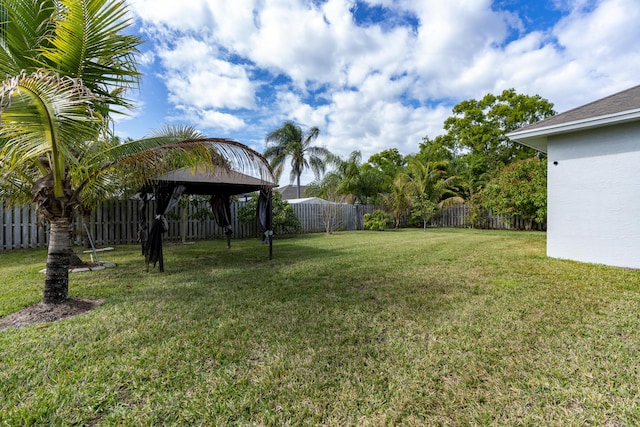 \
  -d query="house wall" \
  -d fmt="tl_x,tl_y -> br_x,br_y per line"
547,121 -> 640,268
